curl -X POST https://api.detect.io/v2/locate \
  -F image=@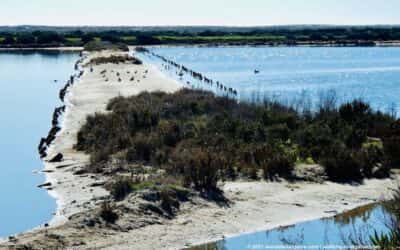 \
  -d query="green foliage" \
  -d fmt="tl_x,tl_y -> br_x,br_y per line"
99,202 -> 119,223
370,230 -> 400,249
262,149 -> 296,180
383,120 -> 400,167
370,188 -> 400,249
109,178 -> 133,201
76,90 -> 398,188
171,147 -> 226,191
85,54 -> 142,65
83,41 -> 129,52
16,33 -> 35,44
